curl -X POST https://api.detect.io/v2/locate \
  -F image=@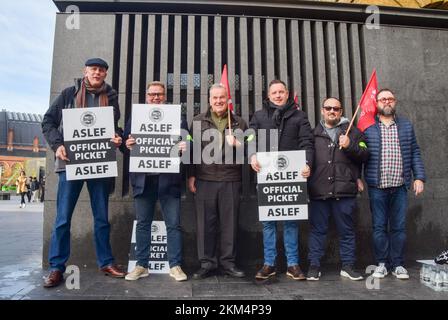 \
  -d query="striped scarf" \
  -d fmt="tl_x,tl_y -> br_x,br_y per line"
75,77 -> 109,108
